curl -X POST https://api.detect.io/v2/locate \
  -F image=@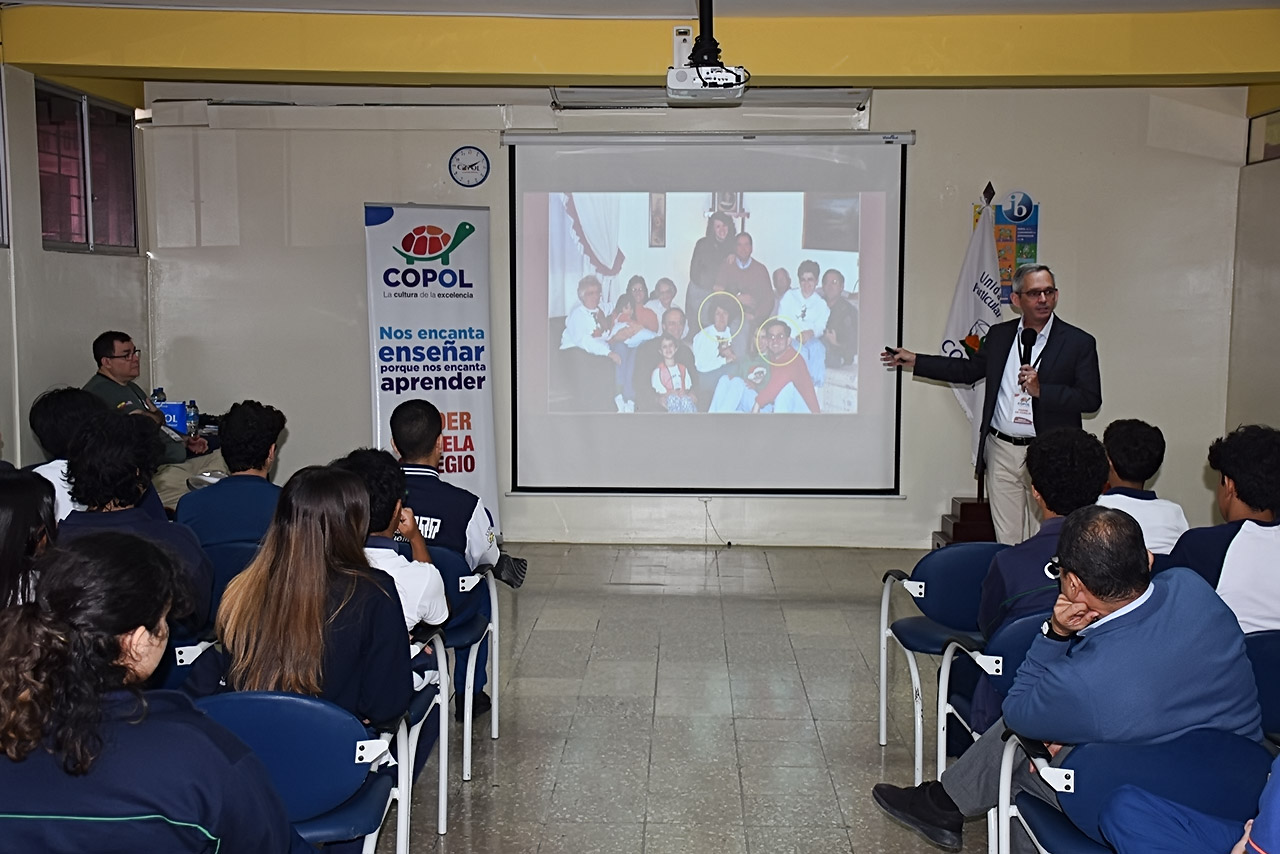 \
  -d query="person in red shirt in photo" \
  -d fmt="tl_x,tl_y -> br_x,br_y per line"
753,318 -> 821,413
